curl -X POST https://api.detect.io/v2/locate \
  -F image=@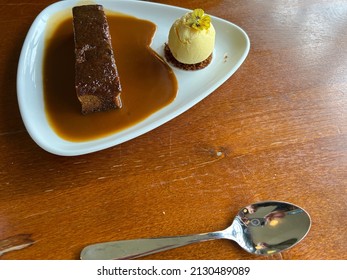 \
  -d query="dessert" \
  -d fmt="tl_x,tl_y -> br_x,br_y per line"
72,5 -> 122,114
165,8 -> 215,70
44,11 -> 178,142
